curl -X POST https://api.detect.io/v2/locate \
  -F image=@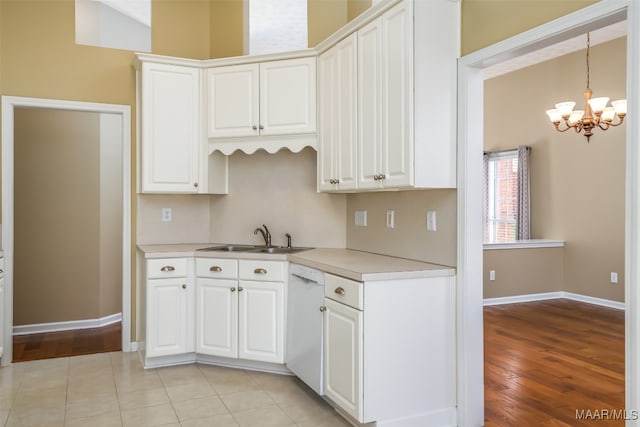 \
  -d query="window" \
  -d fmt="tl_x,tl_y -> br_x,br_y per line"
483,146 -> 530,243
245,0 -> 308,55
76,0 -> 151,52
